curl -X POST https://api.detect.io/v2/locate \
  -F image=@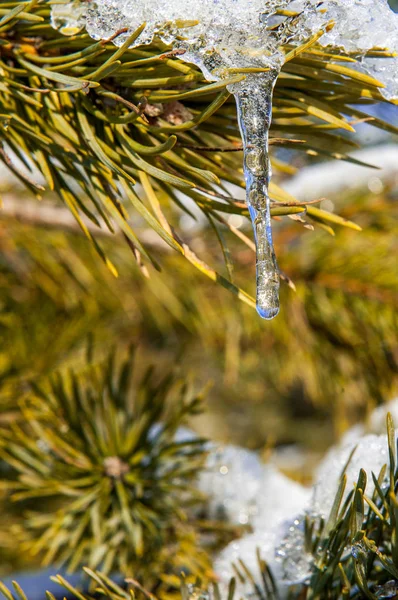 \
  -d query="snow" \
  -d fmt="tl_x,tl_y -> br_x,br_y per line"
339,397 -> 398,447
312,433 -> 390,518
252,465 -> 310,530
197,445 -> 265,525
370,397 -> 398,434
214,467 -> 311,598
213,426 -> 392,598
215,530 -> 288,597
210,401 -> 397,597
72,0 -> 398,98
